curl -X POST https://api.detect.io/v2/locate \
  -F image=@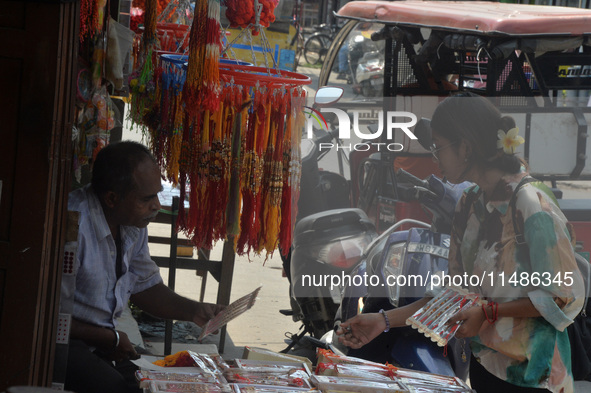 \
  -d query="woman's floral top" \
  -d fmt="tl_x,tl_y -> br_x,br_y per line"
449,171 -> 584,393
